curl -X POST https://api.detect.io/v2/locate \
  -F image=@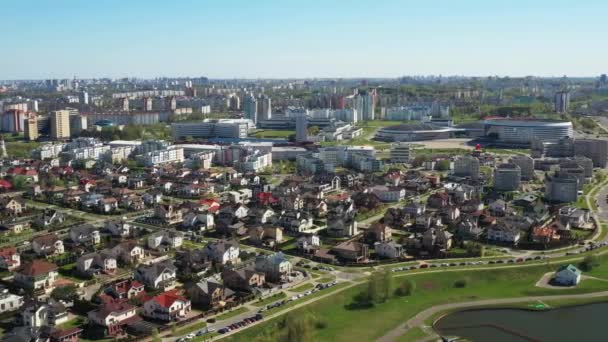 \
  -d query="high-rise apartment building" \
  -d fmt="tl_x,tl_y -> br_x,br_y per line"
50,110 -> 71,140
494,163 -> 521,191
257,94 -> 272,121
24,116 -> 39,141
390,142 -> 412,163
243,94 -> 258,124
554,91 -> 570,113
295,111 -> 308,143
